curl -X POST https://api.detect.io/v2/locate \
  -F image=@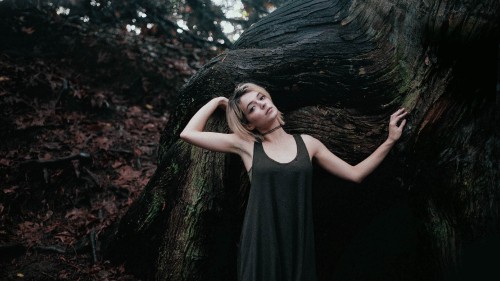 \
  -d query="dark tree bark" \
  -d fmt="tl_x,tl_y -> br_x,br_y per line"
104,0 -> 500,280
